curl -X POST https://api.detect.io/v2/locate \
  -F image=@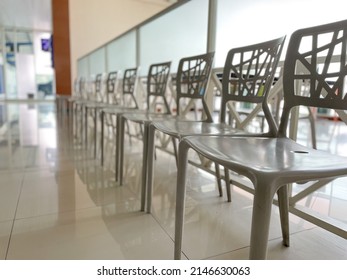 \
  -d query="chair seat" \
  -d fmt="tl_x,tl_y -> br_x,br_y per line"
123,112 -> 174,123
85,102 -> 106,108
67,97 -> 78,102
74,99 -> 93,105
153,119 -> 246,138
101,106 -> 140,114
183,135 -> 347,184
